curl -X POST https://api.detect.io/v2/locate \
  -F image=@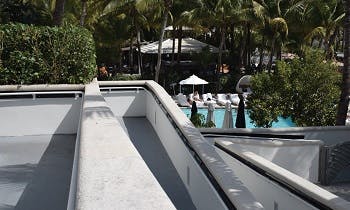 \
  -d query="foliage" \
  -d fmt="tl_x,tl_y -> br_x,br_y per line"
0,23 -> 96,84
219,72 -> 241,93
190,113 -> 216,128
0,0 -> 51,25
247,49 -> 341,127
102,73 -> 141,81
205,120 -> 216,128
190,113 -> 205,127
